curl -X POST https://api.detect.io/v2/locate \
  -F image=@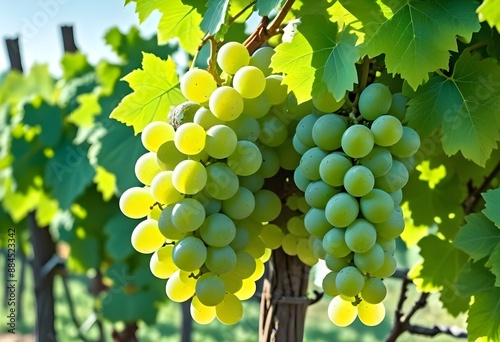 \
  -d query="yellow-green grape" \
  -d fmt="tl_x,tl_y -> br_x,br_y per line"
249,47 -> 275,76
295,114 -> 320,148
233,66 -> 266,99
205,245 -> 237,274
119,187 -> 156,219
328,296 -> 358,327
387,93 -> 409,121
227,140 -> 262,176
312,91 -> 345,113
222,186 -> 255,220
361,277 -> 387,304
156,141 -> 187,171
260,248 -> 272,262
209,86 -> 244,121
249,258 -> 265,281
353,243 -> 385,273
250,189 -> 282,223
237,217 -> 263,238
226,114 -> 261,142
158,205 -> 188,240
325,193 -> 359,228
150,171 -> 184,205
141,121 -> 175,152
259,223 -> 284,249
322,271 -> 340,297
180,68 -> 217,103
371,252 -> 397,278
232,251 -> 257,279
172,159 -> 207,195
193,107 -> 224,130
200,213 -> 236,247
205,162 -> 239,200
174,123 -> 206,155
150,245 -> 178,279
216,293 -> 244,325
258,146 -> 280,178
131,219 -> 165,254
389,126 -> 421,158
359,147 -> 393,178
300,147 -> 328,181
195,272 -> 226,306
171,198 -> 206,232
358,83 -> 392,120
190,296 -> 216,324
172,236 -> 207,271
374,160 -> 409,193
357,302 -> 386,326
294,167 -> 311,192
282,233 -> 300,256
234,278 -> 257,300
343,165 -> 375,197
192,191 -> 222,216
245,235 -> 266,259
359,189 -> 394,223
205,125 -> 238,159
341,124 -> 375,159
238,173 -> 265,193
374,207 -> 405,239
166,269 -> 196,302
135,152 -> 161,186
335,266 -> 365,297
345,219 -> 377,253
305,180 -> 339,209
312,238 -> 327,259
377,236 -> 397,253
217,42 -> 250,75
304,208 -> 333,238
370,115 -> 403,146
258,114 -> 288,147
243,93 -> 272,119
264,75 -> 288,105
312,114 -> 347,151
296,196 -> 311,214
297,238 -> 318,266
275,137 -> 301,171
325,254 -> 351,272
322,228 -> 351,258
220,271 -> 243,294
286,215 -> 309,237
